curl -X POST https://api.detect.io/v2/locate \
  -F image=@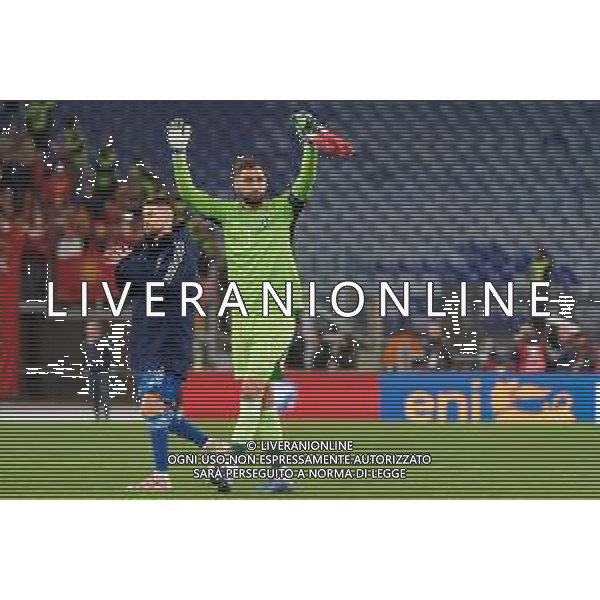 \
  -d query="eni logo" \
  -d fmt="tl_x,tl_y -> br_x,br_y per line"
404,380 -> 575,421
405,382 -> 482,421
